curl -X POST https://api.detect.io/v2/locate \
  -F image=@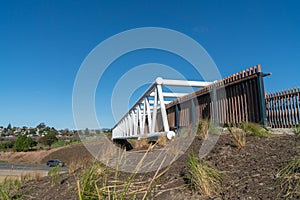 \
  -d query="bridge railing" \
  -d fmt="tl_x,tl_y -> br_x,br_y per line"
112,64 -> 270,140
